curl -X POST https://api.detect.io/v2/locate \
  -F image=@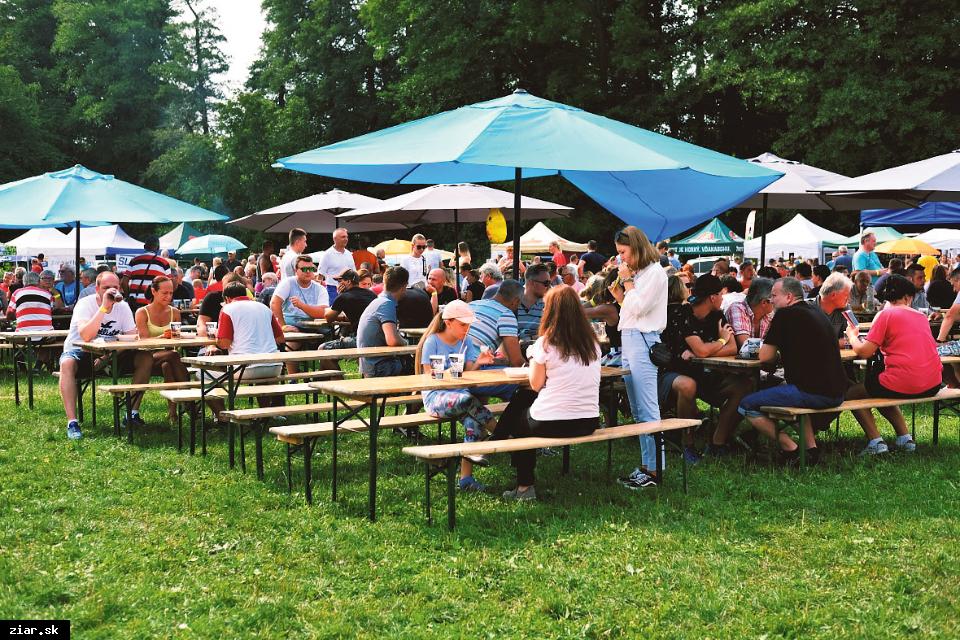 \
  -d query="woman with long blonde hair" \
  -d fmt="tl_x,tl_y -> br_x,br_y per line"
609,225 -> 668,488
494,286 -> 601,501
